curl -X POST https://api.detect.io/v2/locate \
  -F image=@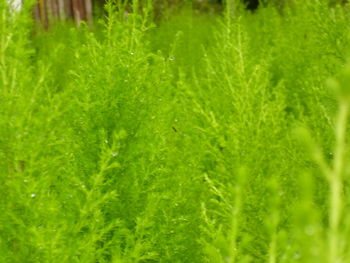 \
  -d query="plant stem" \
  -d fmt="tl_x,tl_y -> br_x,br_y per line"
329,101 -> 349,263
268,233 -> 277,263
